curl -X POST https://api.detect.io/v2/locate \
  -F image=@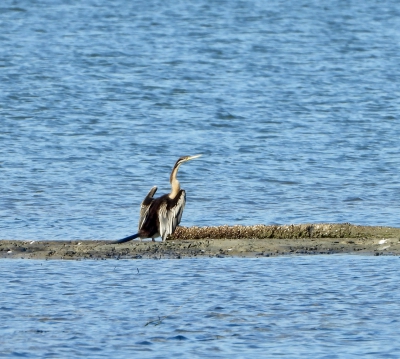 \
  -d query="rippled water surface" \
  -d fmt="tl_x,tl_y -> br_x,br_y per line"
1,256 -> 400,358
1,0 -> 400,240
